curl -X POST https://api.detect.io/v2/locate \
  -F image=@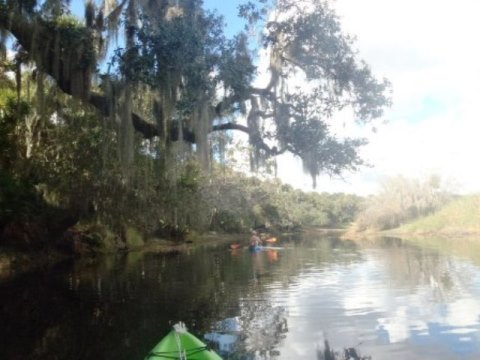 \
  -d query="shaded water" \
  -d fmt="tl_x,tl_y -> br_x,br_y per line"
2,235 -> 480,359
